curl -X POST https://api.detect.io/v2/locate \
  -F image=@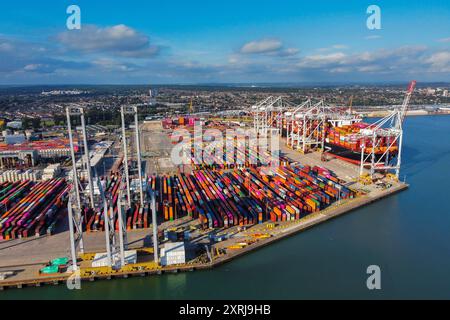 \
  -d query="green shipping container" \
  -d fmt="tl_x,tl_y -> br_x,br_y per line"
40,265 -> 59,274
51,257 -> 69,266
